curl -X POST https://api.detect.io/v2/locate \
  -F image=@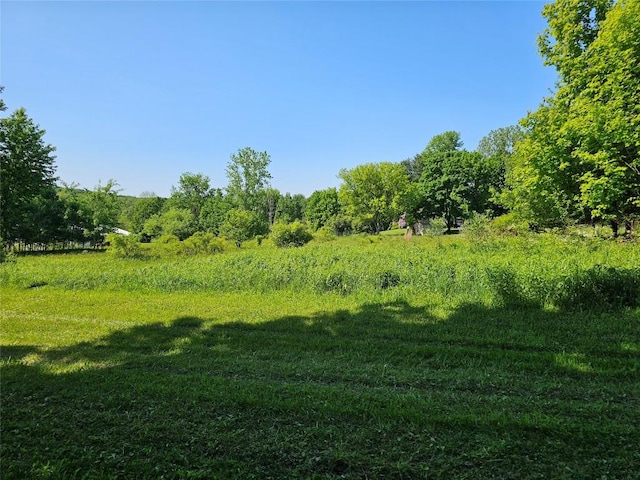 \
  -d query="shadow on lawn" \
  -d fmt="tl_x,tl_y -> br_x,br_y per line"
2,300 -> 639,479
